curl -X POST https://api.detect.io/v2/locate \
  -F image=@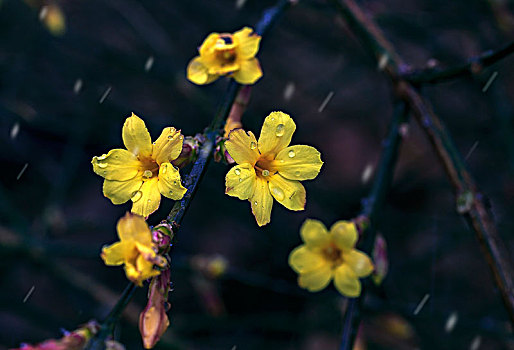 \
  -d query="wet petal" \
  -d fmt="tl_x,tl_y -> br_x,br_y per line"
234,27 -> 261,59
225,129 -> 260,165
117,212 -> 153,244
103,176 -> 143,205
273,145 -> 323,181
331,221 -> 358,252
101,241 -> 131,266
225,163 -> 256,200
232,58 -> 262,85
136,255 -> 160,282
152,127 -> 183,165
130,178 -> 161,217
298,262 -> 333,292
334,264 -> 361,297
122,113 -> 153,158
199,33 -> 220,57
268,174 -> 305,211
300,219 -> 330,248
258,111 -> 296,156
345,250 -> 374,278
92,149 -> 141,181
157,162 -> 187,200
288,245 -> 324,274
250,177 -> 273,226
187,56 -> 217,85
